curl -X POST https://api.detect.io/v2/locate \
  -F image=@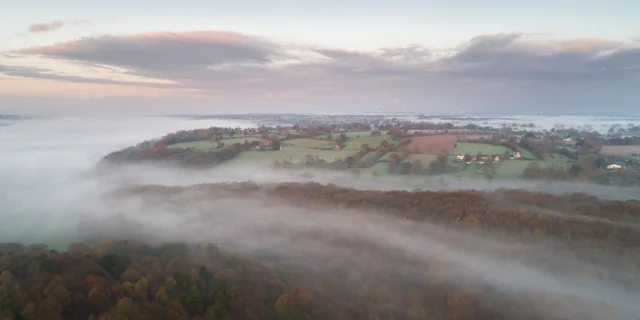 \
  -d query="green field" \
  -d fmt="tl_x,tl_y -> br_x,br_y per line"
454,142 -> 511,156
406,153 -> 438,164
168,136 -> 267,150
231,145 -> 356,165
517,147 -> 537,160
344,136 -> 393,150
286,138 -> 336,149
495,160 -> 540,178
316,131 -> 381,139
311,133 -> 392,151
165,136 -> 570,181
547,153 -> 575,163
